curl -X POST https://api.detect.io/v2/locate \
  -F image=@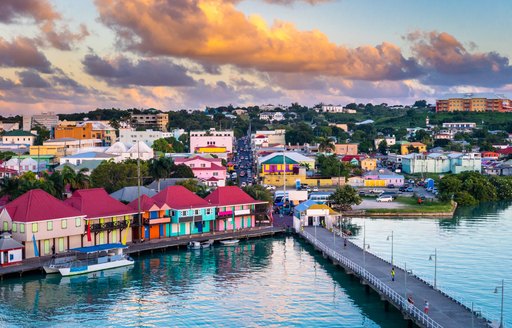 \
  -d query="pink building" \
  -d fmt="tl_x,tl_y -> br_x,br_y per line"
189,129 -> 234,153
174,156 -> 227,187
